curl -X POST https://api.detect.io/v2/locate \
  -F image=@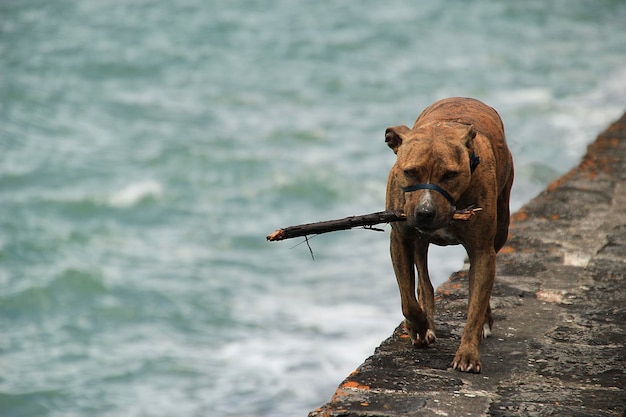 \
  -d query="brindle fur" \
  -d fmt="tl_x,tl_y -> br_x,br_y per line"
385,97 -> 514,373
